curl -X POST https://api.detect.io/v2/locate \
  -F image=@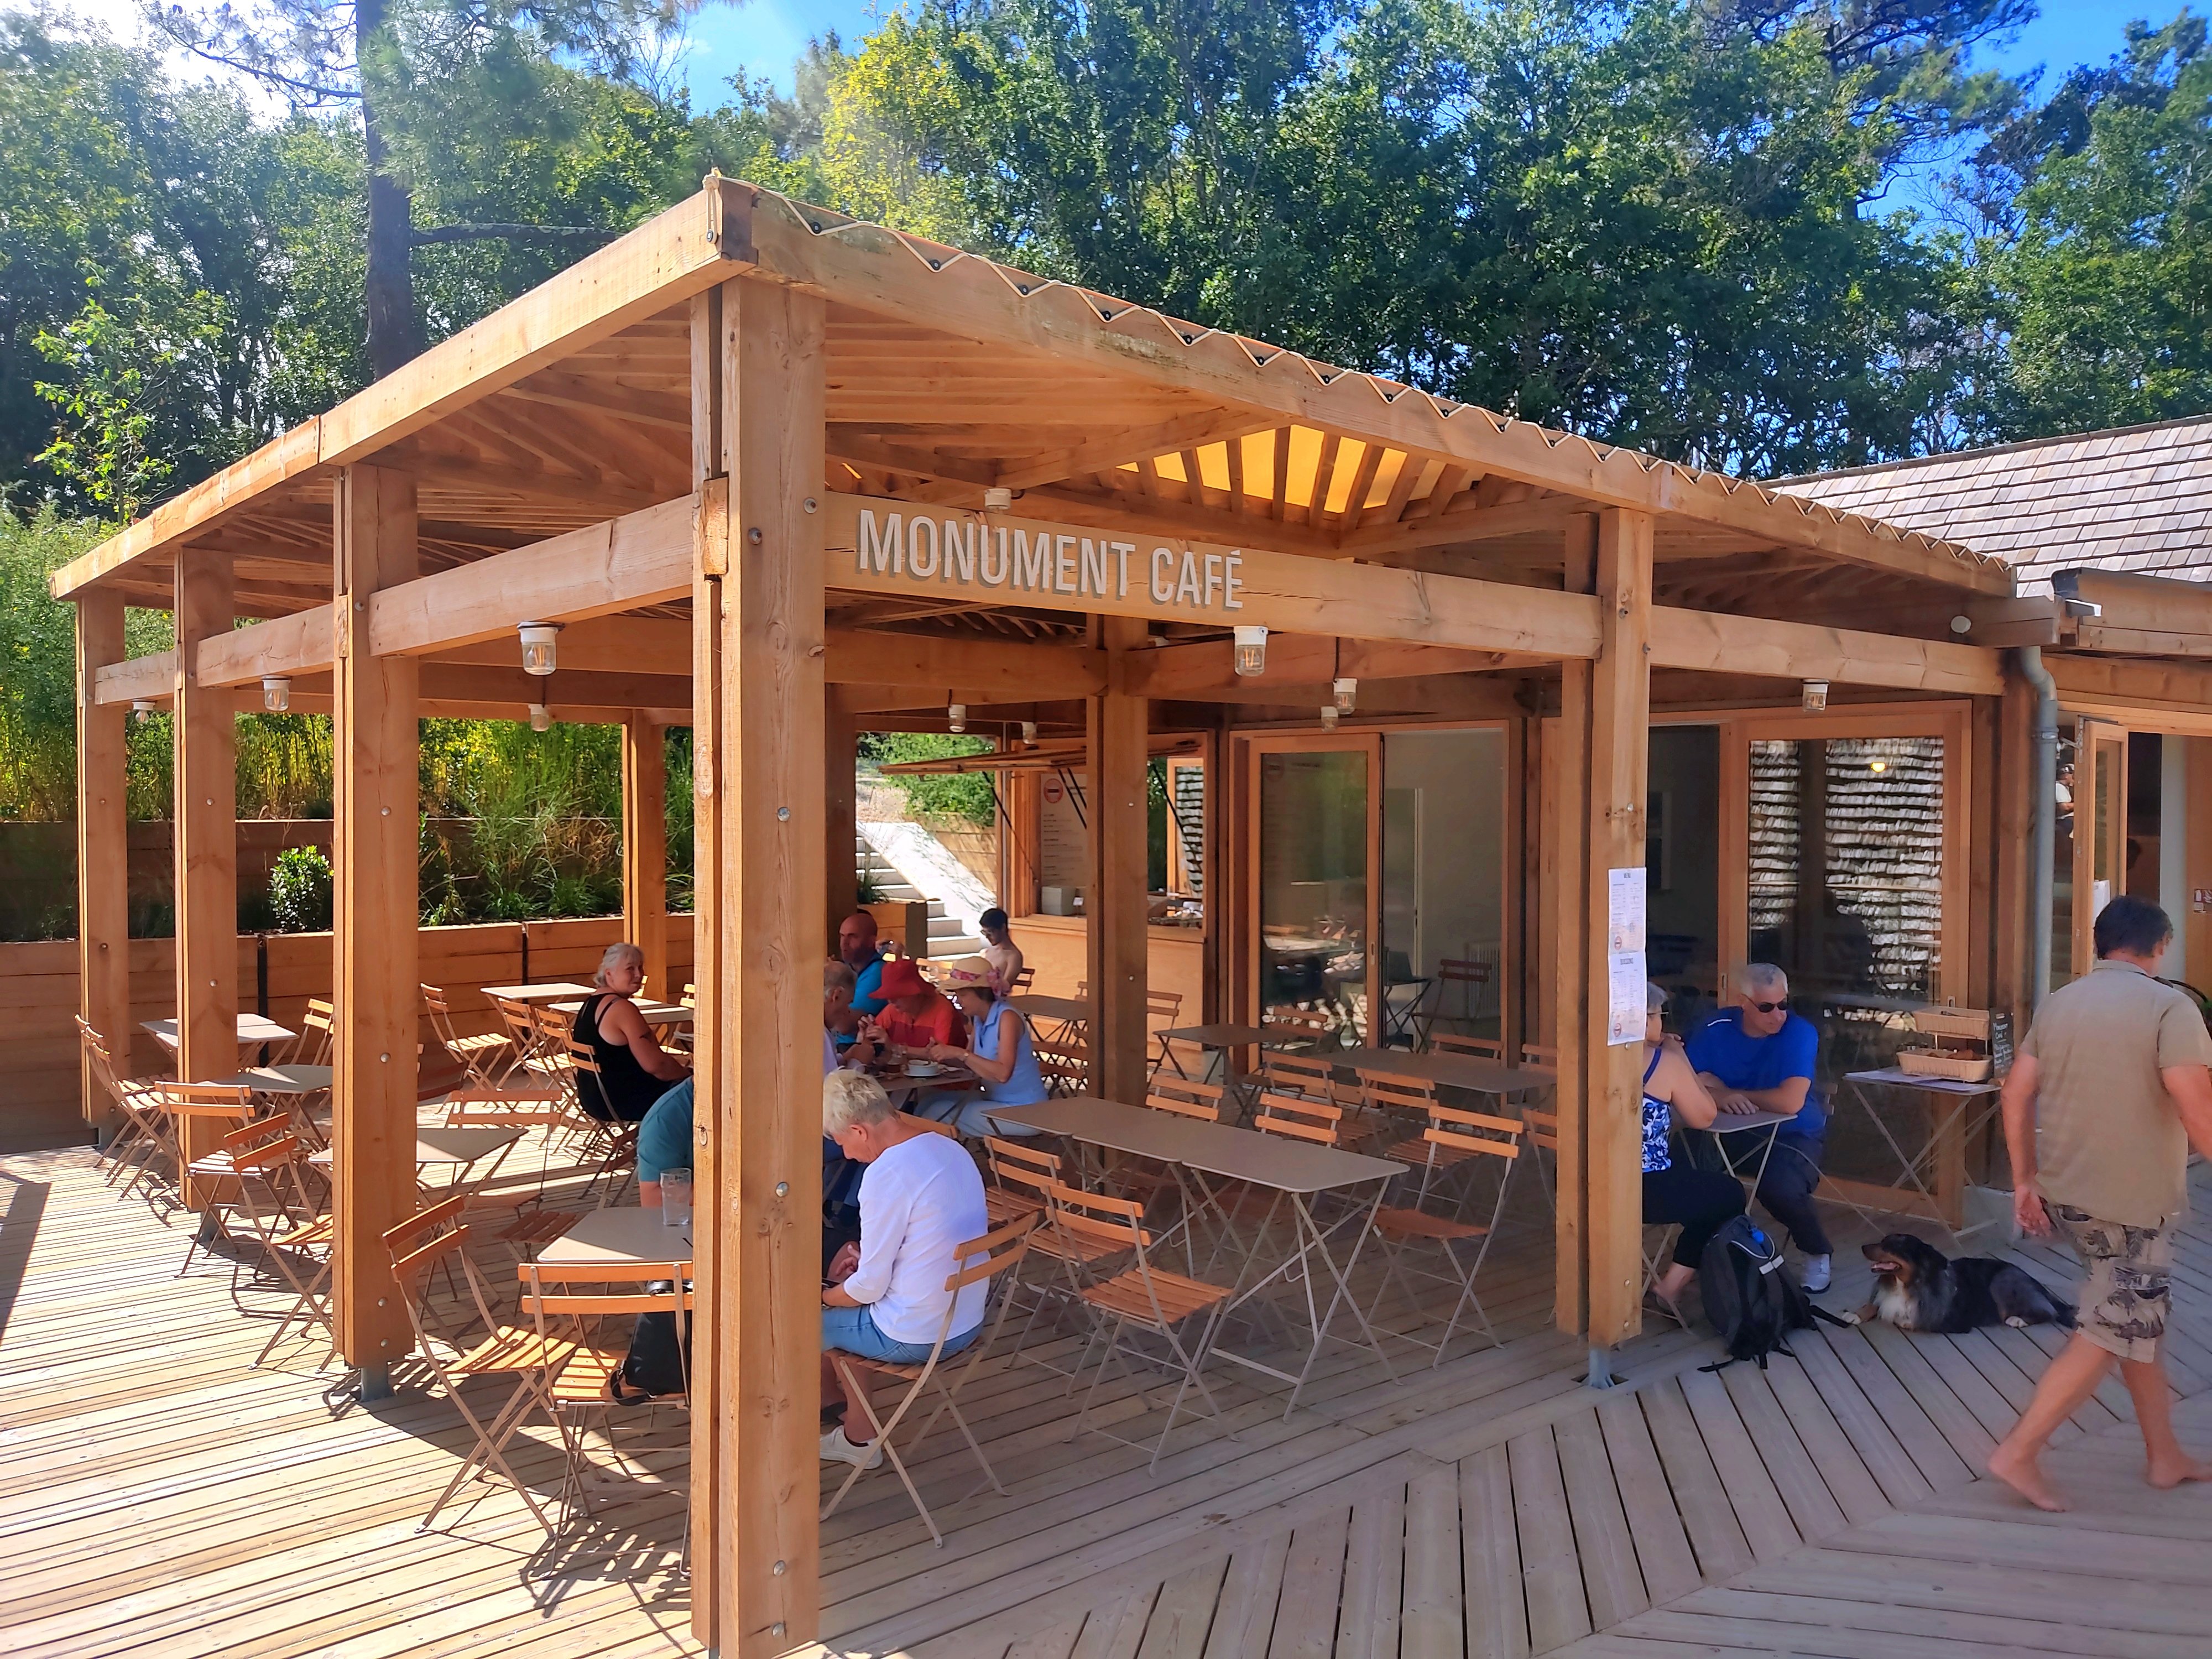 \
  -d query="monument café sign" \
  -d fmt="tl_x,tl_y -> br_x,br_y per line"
848,504 -> 1249,615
